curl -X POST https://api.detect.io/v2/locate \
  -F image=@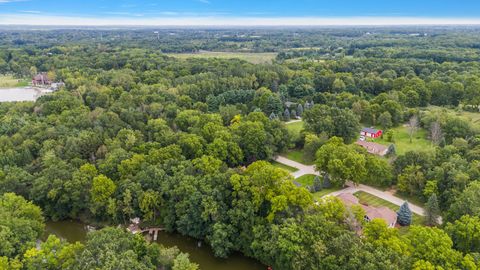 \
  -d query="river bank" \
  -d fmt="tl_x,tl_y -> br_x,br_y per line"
45,220 -> 265,270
